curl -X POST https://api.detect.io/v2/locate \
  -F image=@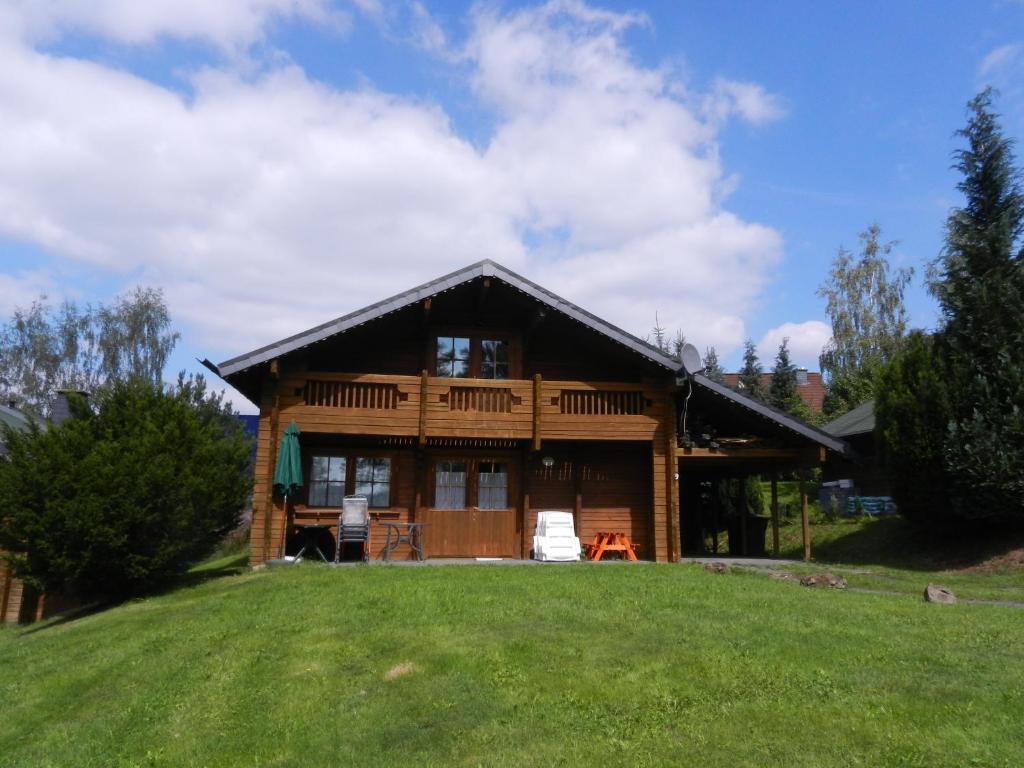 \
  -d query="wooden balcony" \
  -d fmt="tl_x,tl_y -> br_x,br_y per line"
276,373 -> 666,442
